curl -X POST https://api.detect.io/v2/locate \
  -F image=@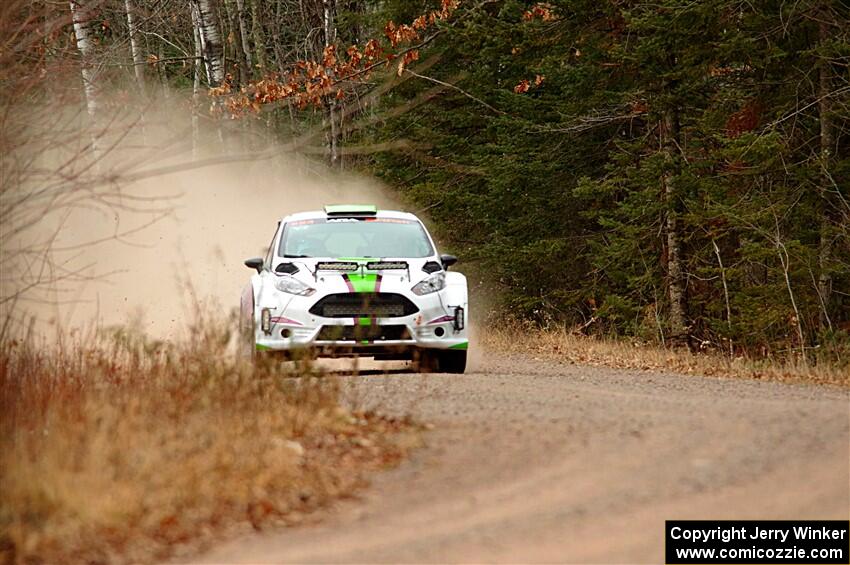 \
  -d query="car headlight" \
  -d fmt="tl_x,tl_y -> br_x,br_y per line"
274,275 -> 316,296
411,272 -> 446,295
